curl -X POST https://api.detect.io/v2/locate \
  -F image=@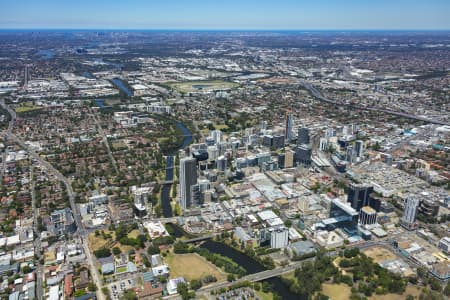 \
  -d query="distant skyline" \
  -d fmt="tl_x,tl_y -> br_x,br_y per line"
1,0 -> 449,30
